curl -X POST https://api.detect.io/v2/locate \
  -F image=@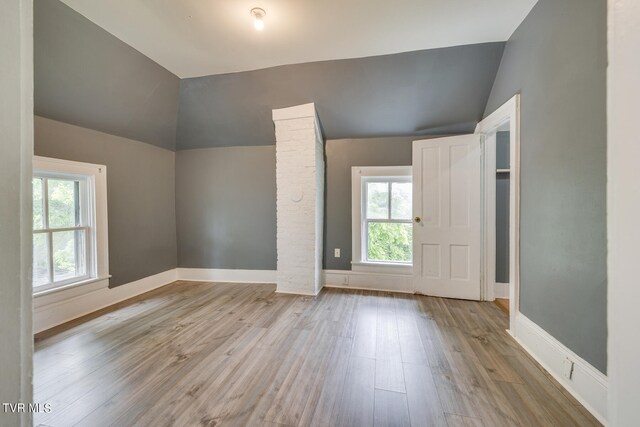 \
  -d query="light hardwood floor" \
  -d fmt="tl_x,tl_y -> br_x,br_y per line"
34,281 -> 601,427
495,298 -> 509,315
